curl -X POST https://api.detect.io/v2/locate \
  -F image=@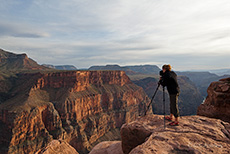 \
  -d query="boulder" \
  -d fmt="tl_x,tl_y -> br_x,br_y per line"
89,141 -> 123,154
